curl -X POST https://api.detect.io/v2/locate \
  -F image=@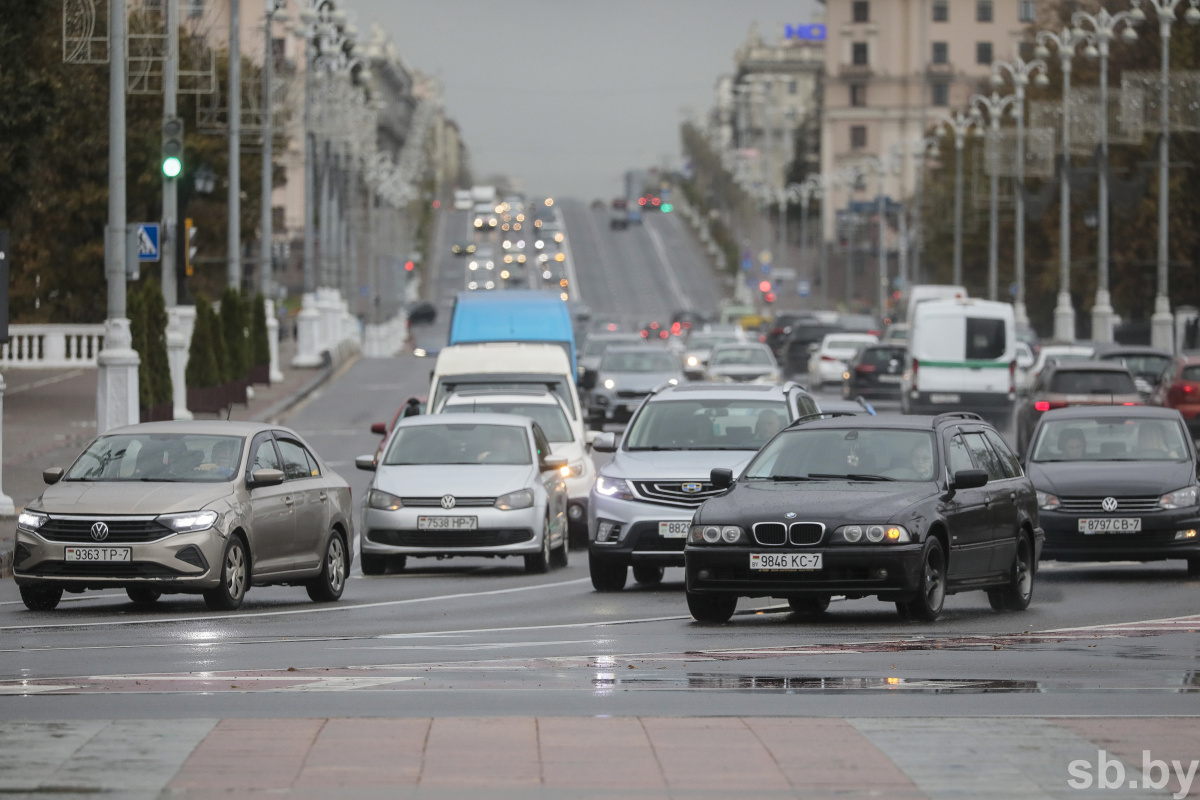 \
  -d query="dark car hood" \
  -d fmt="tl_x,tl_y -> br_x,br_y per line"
1028,460 -> 1195,495
698,480 -> 938,525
